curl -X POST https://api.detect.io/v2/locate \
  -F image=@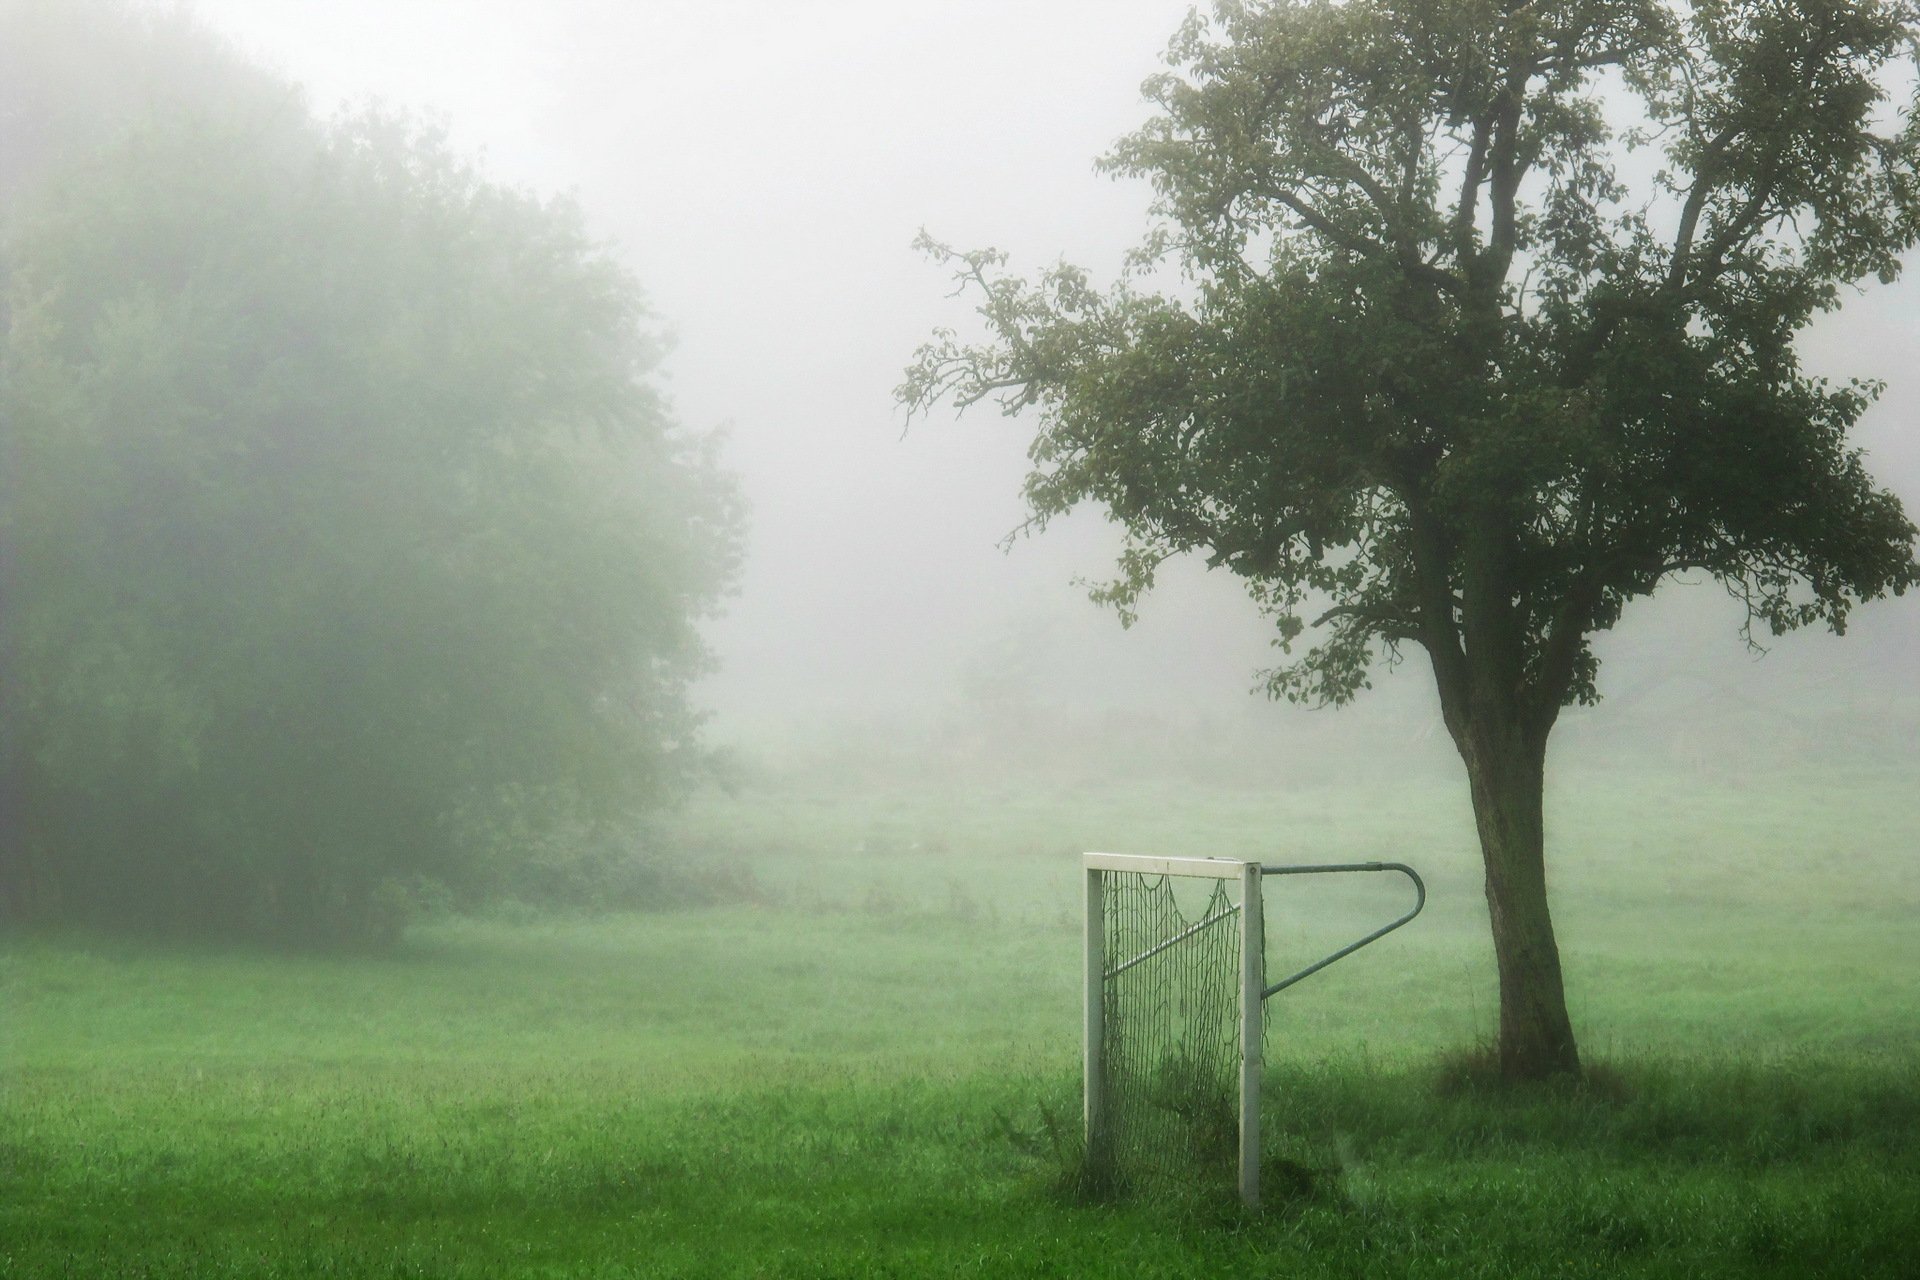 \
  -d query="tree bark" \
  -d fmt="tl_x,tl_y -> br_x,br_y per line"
1456,719 -> 1581,1081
